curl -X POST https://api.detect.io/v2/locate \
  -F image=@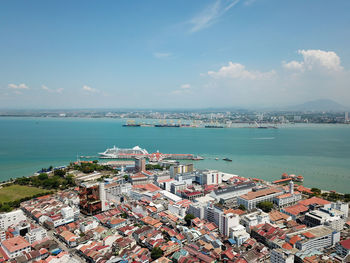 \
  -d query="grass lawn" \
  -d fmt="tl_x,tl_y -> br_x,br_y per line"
0,184 -> 50,203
